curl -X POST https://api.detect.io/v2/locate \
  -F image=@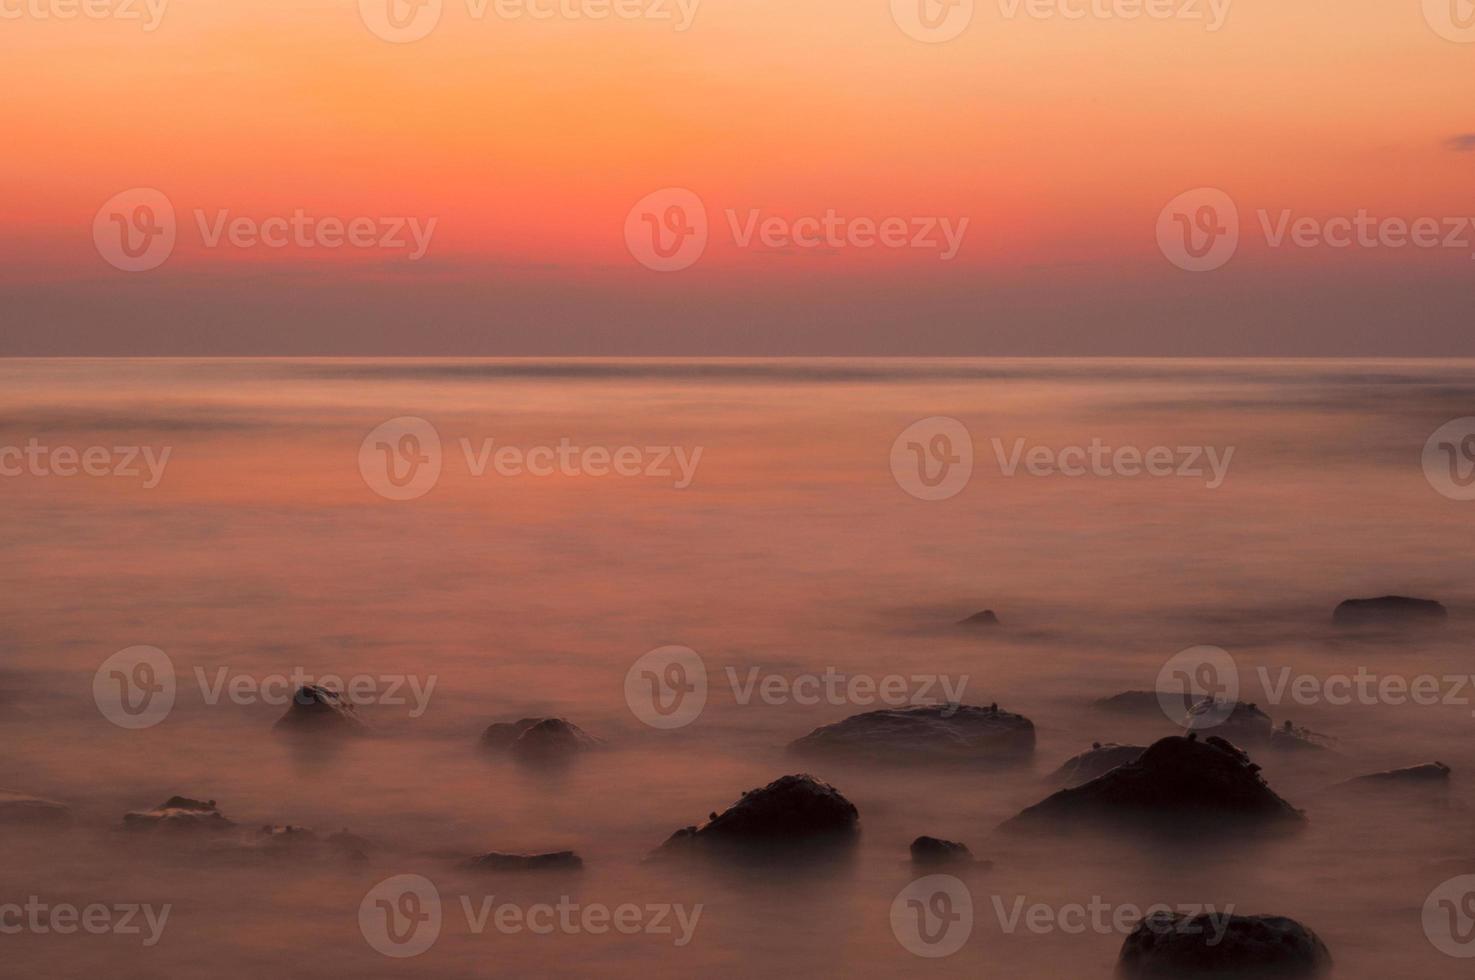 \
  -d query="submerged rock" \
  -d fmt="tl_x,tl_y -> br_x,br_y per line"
272,685 -> 366,737
654,774 -> 859,858
1184,699 -> 1273,742
1051,743 -> 1147,786
465,850 -> 584,872
480,717 -> 601,763
1004,735 -> 1303,832
1118,911 -> 1331,978
1091,691 -> 1192,716
124,796 -> 234,833
957,610 -> 1001,627
1333,596 -> 1447,627
788,704 -> 1034,765
910,836 -> 977,867
1337,762 -> 1451,789
209,824 -> 370,863
1269,721 -> 1332,753
0,791 -> 71,826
